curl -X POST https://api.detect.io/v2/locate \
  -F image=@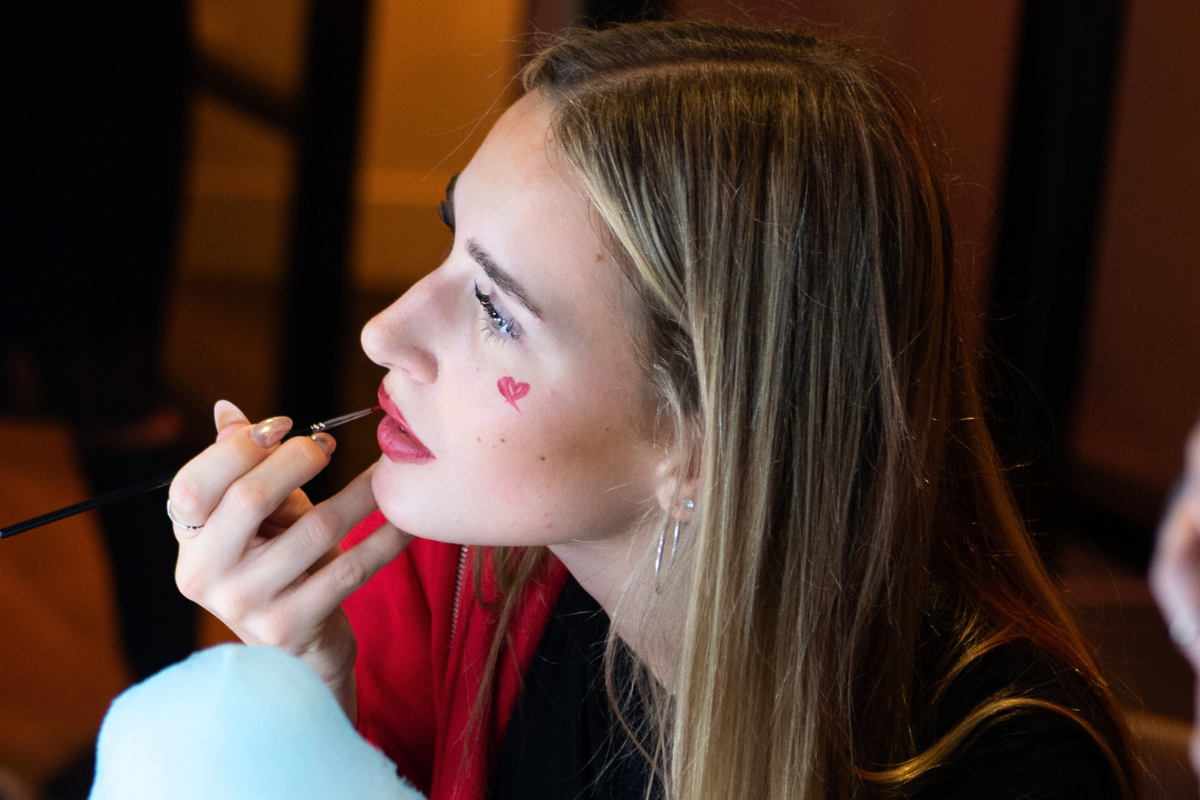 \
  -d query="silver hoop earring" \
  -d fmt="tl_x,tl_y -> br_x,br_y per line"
655,498 -> 694,593
655,526 -> 666,579
675,498 -> 694,559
